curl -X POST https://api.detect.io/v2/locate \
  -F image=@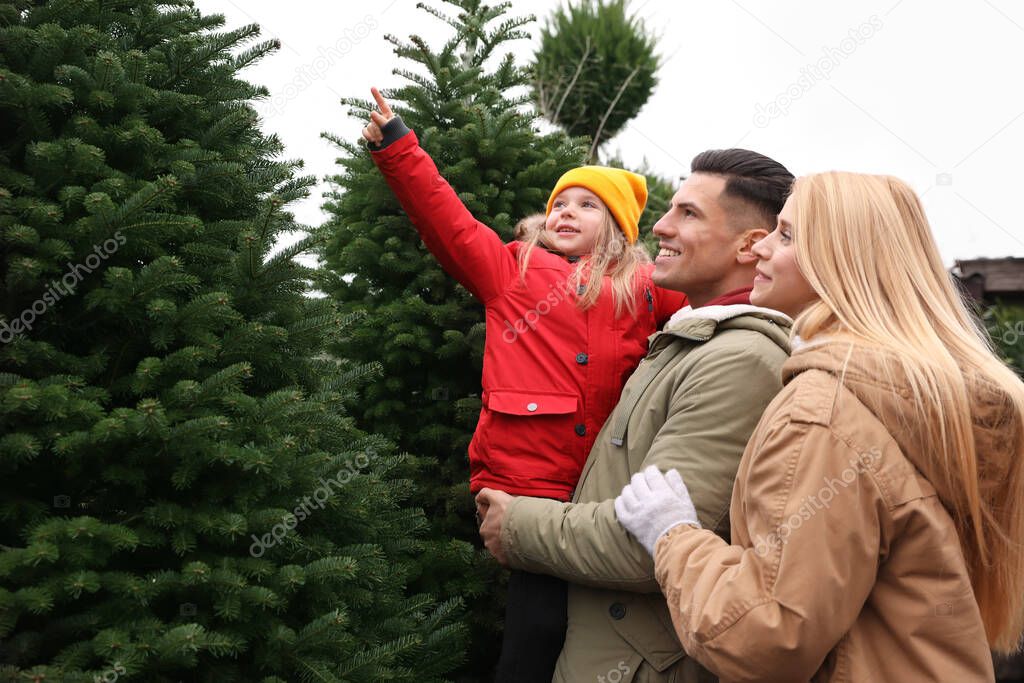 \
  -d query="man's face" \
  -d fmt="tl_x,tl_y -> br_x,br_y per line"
651,173 -> 757,298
